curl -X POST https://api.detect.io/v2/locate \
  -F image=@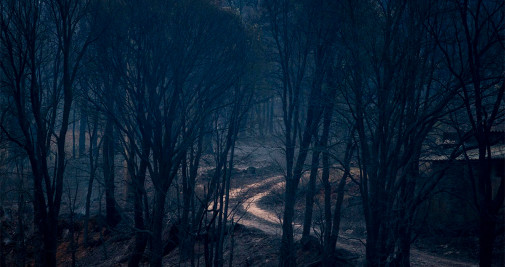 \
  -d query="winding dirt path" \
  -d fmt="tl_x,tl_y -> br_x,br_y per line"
231,174 -> 478,267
